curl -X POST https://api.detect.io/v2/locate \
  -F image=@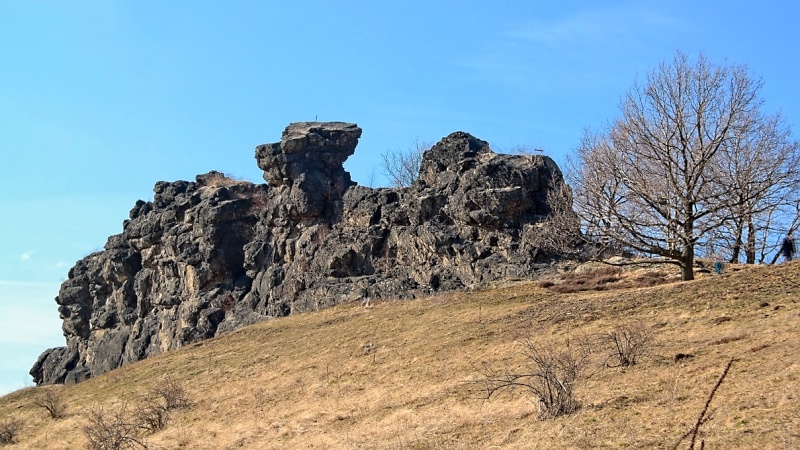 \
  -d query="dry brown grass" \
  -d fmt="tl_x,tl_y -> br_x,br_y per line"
2,261 -> 800,449
547,266 -> 624,293
543,262 -> 686,293
198,171 -> 248,189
